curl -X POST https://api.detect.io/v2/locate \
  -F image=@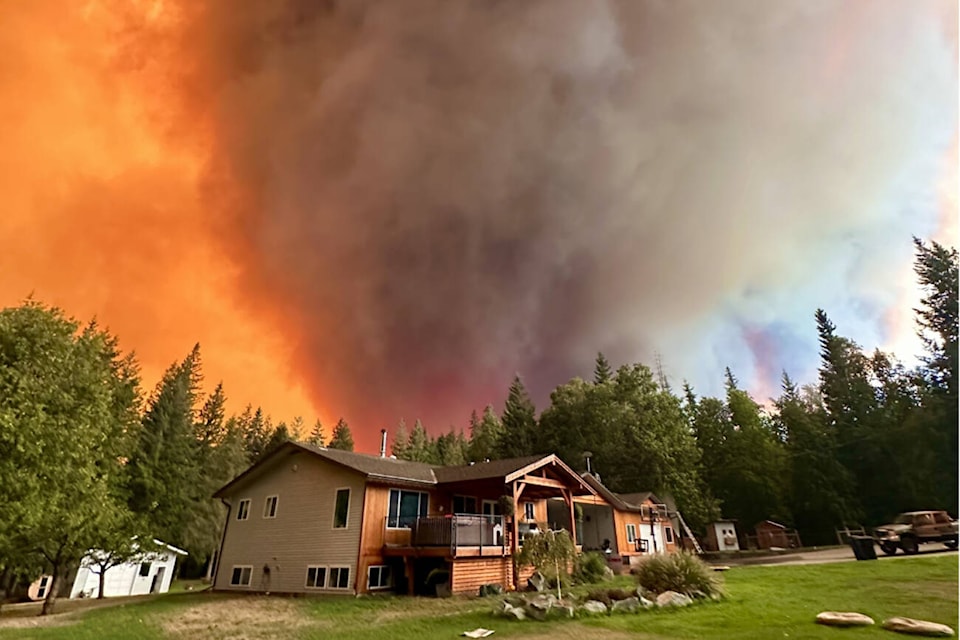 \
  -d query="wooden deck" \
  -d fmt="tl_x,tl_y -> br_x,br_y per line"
382,544 -> 509,559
